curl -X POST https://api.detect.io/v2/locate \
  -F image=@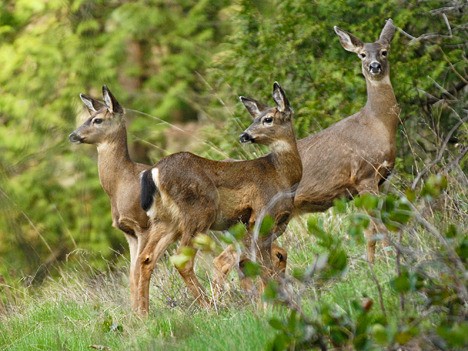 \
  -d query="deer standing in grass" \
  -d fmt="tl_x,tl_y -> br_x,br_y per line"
294,19 -> 399,262
69,86 -> 150,310
215,20 -> 399,279
69,86 -> 288,313
138,82 -> 302,314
